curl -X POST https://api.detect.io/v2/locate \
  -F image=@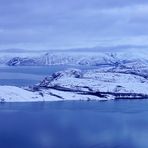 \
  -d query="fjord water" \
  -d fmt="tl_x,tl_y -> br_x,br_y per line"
0,100 -> 148,148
